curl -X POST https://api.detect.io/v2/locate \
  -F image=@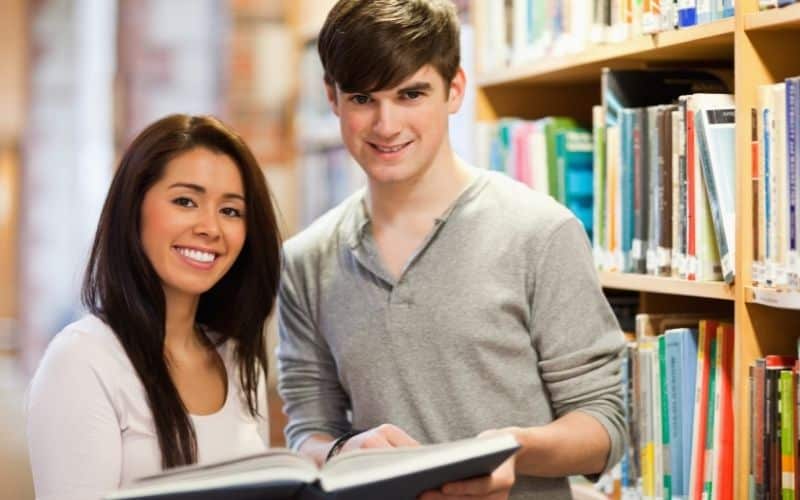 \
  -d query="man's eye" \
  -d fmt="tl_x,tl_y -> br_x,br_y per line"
221,207 -> 243,218
350,94 -> 371,105
172,197 -> 196,208
404,91 -> 423,100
